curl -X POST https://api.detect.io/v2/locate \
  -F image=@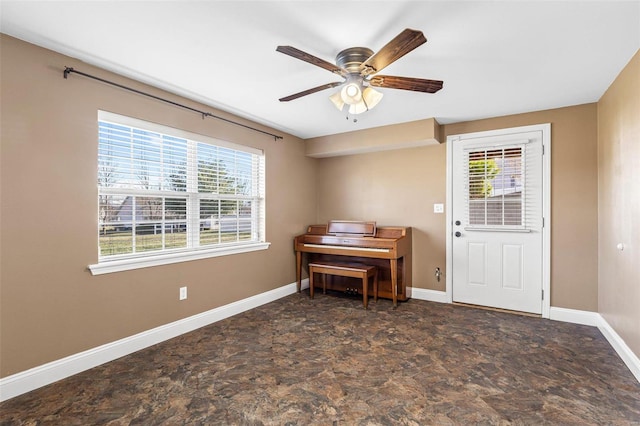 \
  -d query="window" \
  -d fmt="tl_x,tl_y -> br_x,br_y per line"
89,111 -> 267,275
465,146 -> 524,228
